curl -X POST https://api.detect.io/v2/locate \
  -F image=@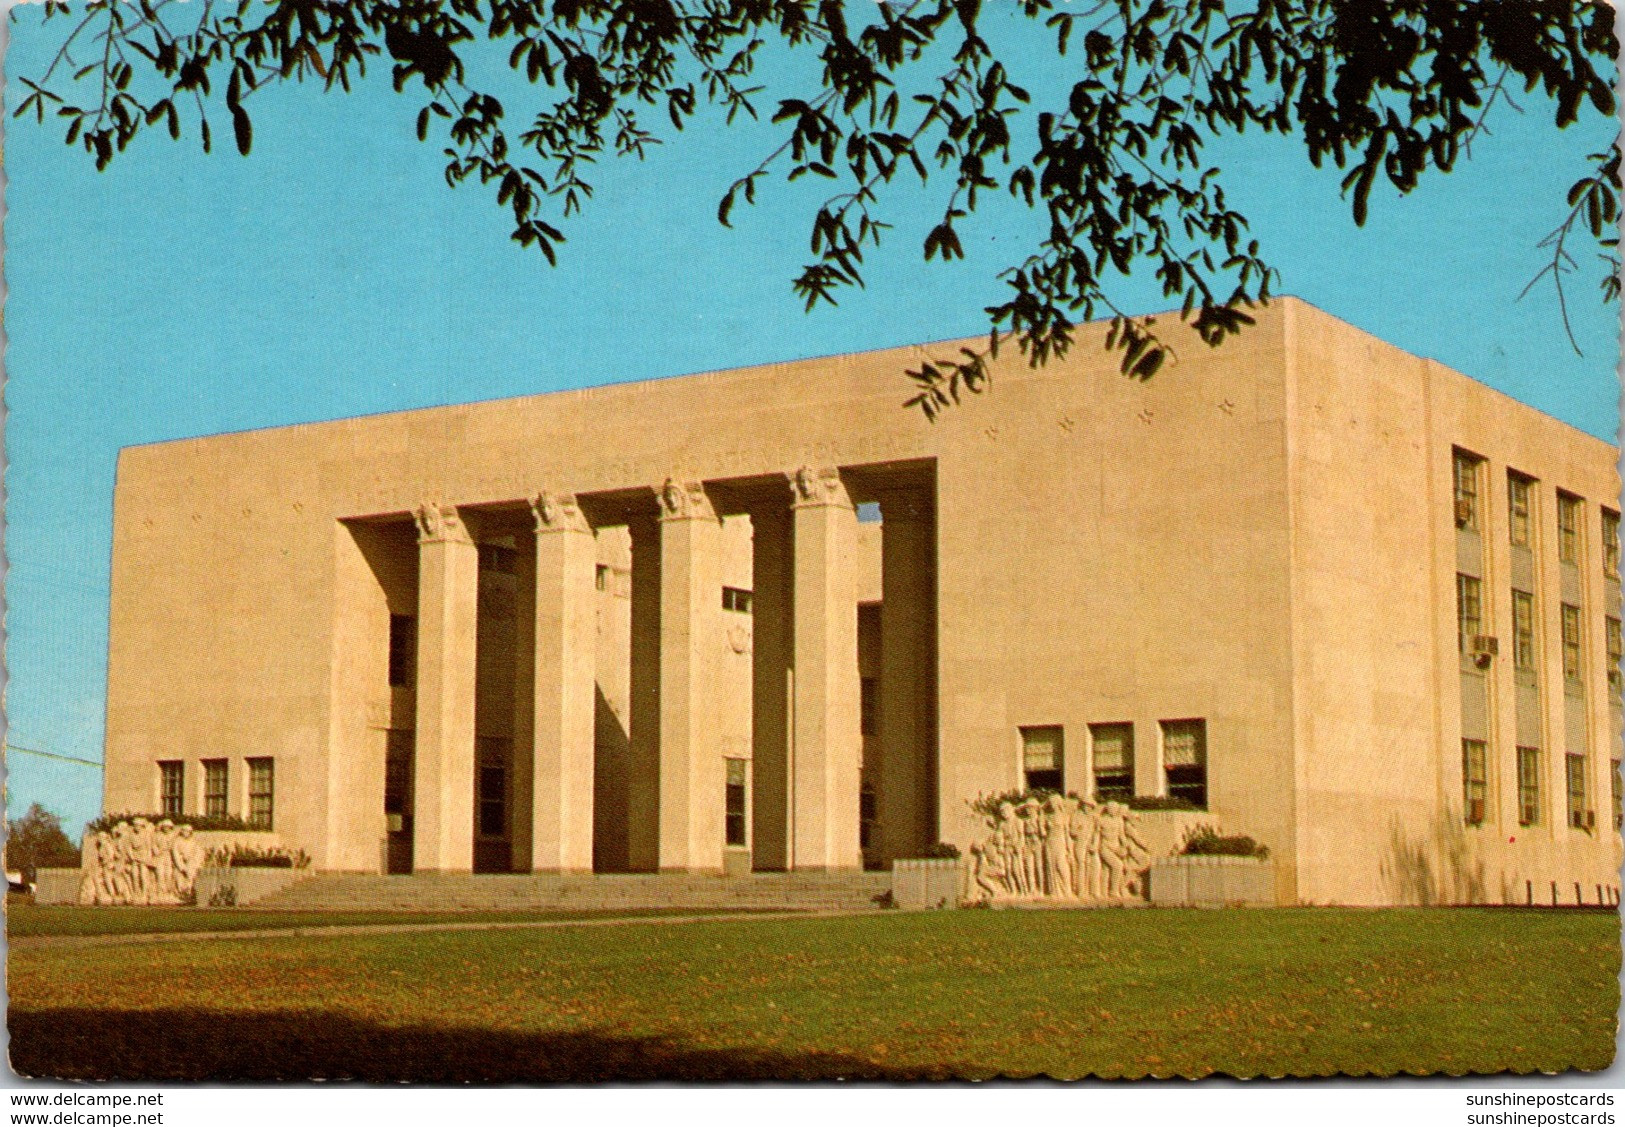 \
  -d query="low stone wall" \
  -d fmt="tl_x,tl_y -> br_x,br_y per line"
33,868 -> 81,905
193,865 -> 311,907
892,858 -> 963,910
1148,855 -> 1275,907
